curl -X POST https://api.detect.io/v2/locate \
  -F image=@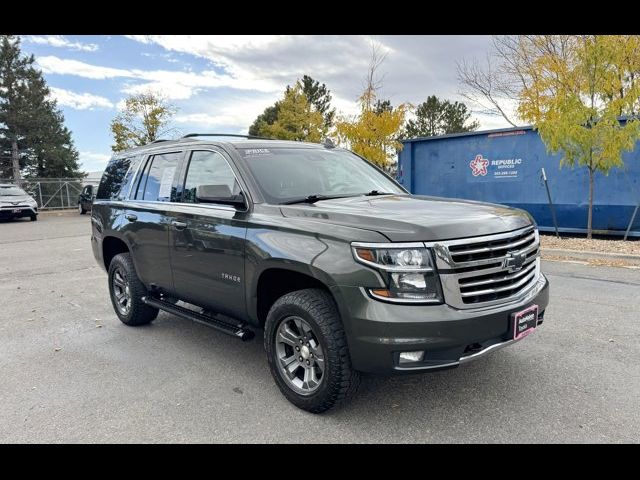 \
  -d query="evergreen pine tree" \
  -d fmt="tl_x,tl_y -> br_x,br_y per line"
0,35 -> 81,183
